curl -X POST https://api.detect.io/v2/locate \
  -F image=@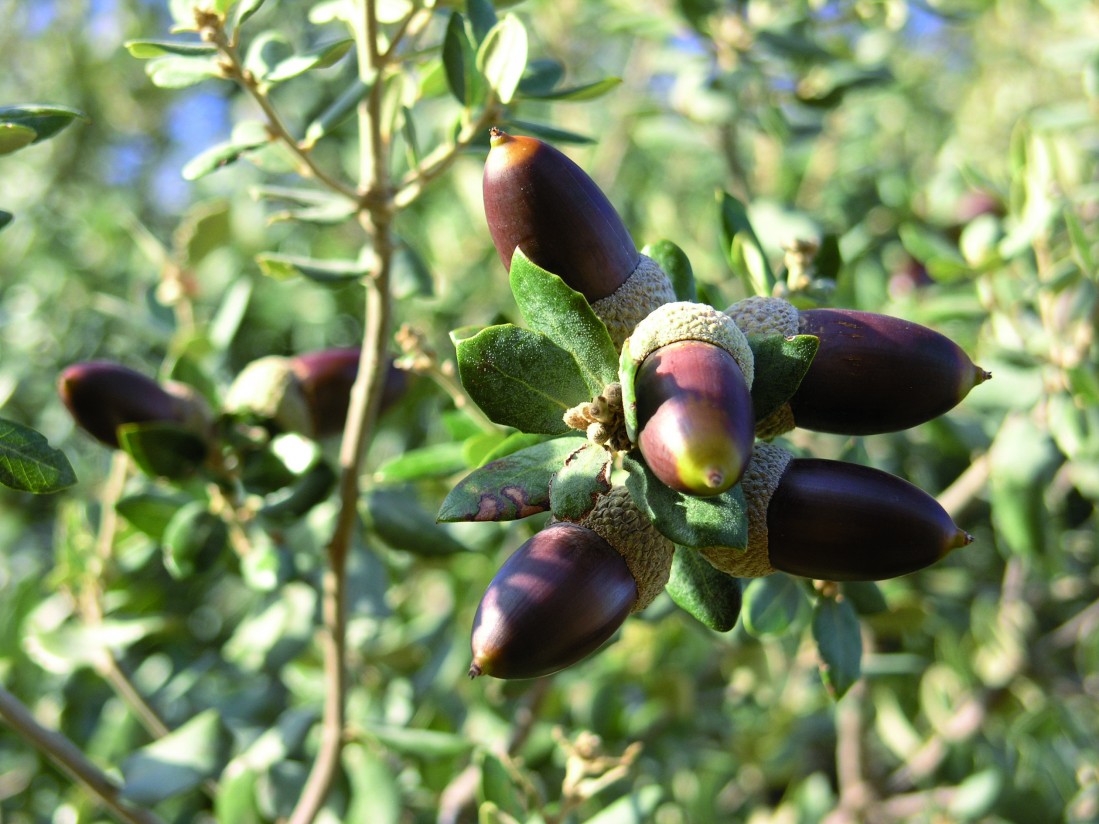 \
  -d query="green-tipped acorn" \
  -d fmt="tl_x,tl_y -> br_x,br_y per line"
225,349 -> 406,438
483,129 -> 675,346
701,443 -> 972,581
470,486 -> 673,680
726,298 -> 990,436
623,302 -> 755,496
635,340 -> 754,496
58,361 -> 209,449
